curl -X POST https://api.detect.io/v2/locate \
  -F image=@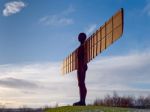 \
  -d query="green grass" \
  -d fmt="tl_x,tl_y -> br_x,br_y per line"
44,106 -> 130,112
